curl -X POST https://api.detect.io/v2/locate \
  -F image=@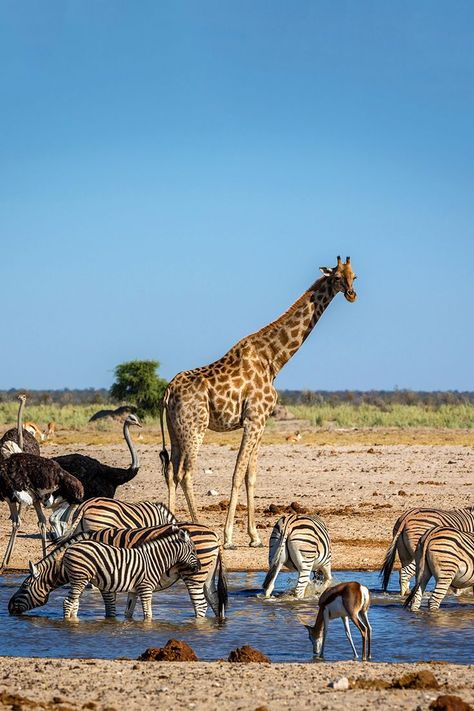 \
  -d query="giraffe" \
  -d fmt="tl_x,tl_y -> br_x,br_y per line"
160,256 -> 357,549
